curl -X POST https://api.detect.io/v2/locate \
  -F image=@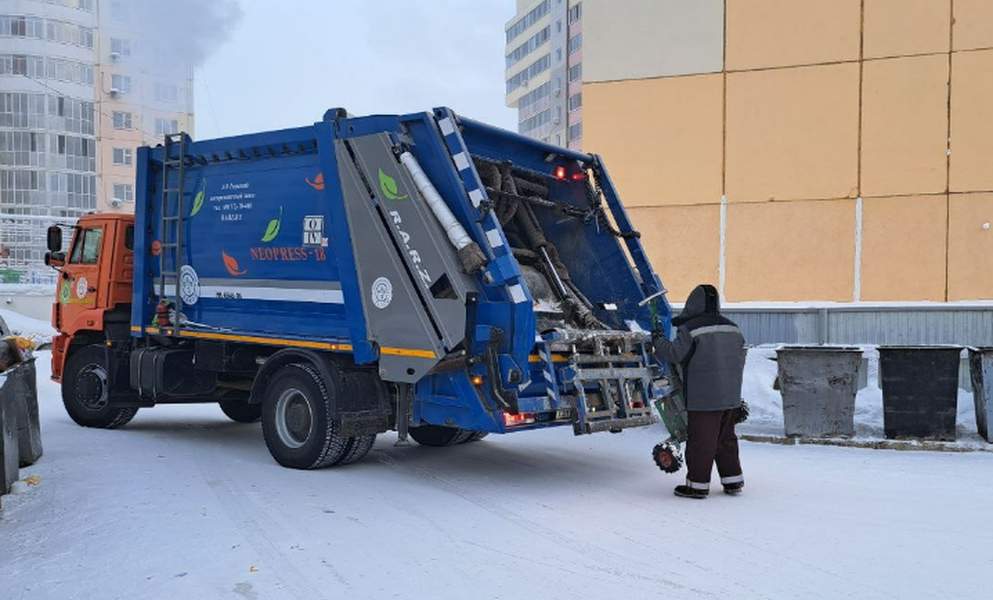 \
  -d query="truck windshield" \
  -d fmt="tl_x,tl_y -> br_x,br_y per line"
69,227 -> 103,265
